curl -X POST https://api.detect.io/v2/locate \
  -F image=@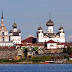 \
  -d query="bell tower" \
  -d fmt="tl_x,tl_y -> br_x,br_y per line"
1,9 -> 4,27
